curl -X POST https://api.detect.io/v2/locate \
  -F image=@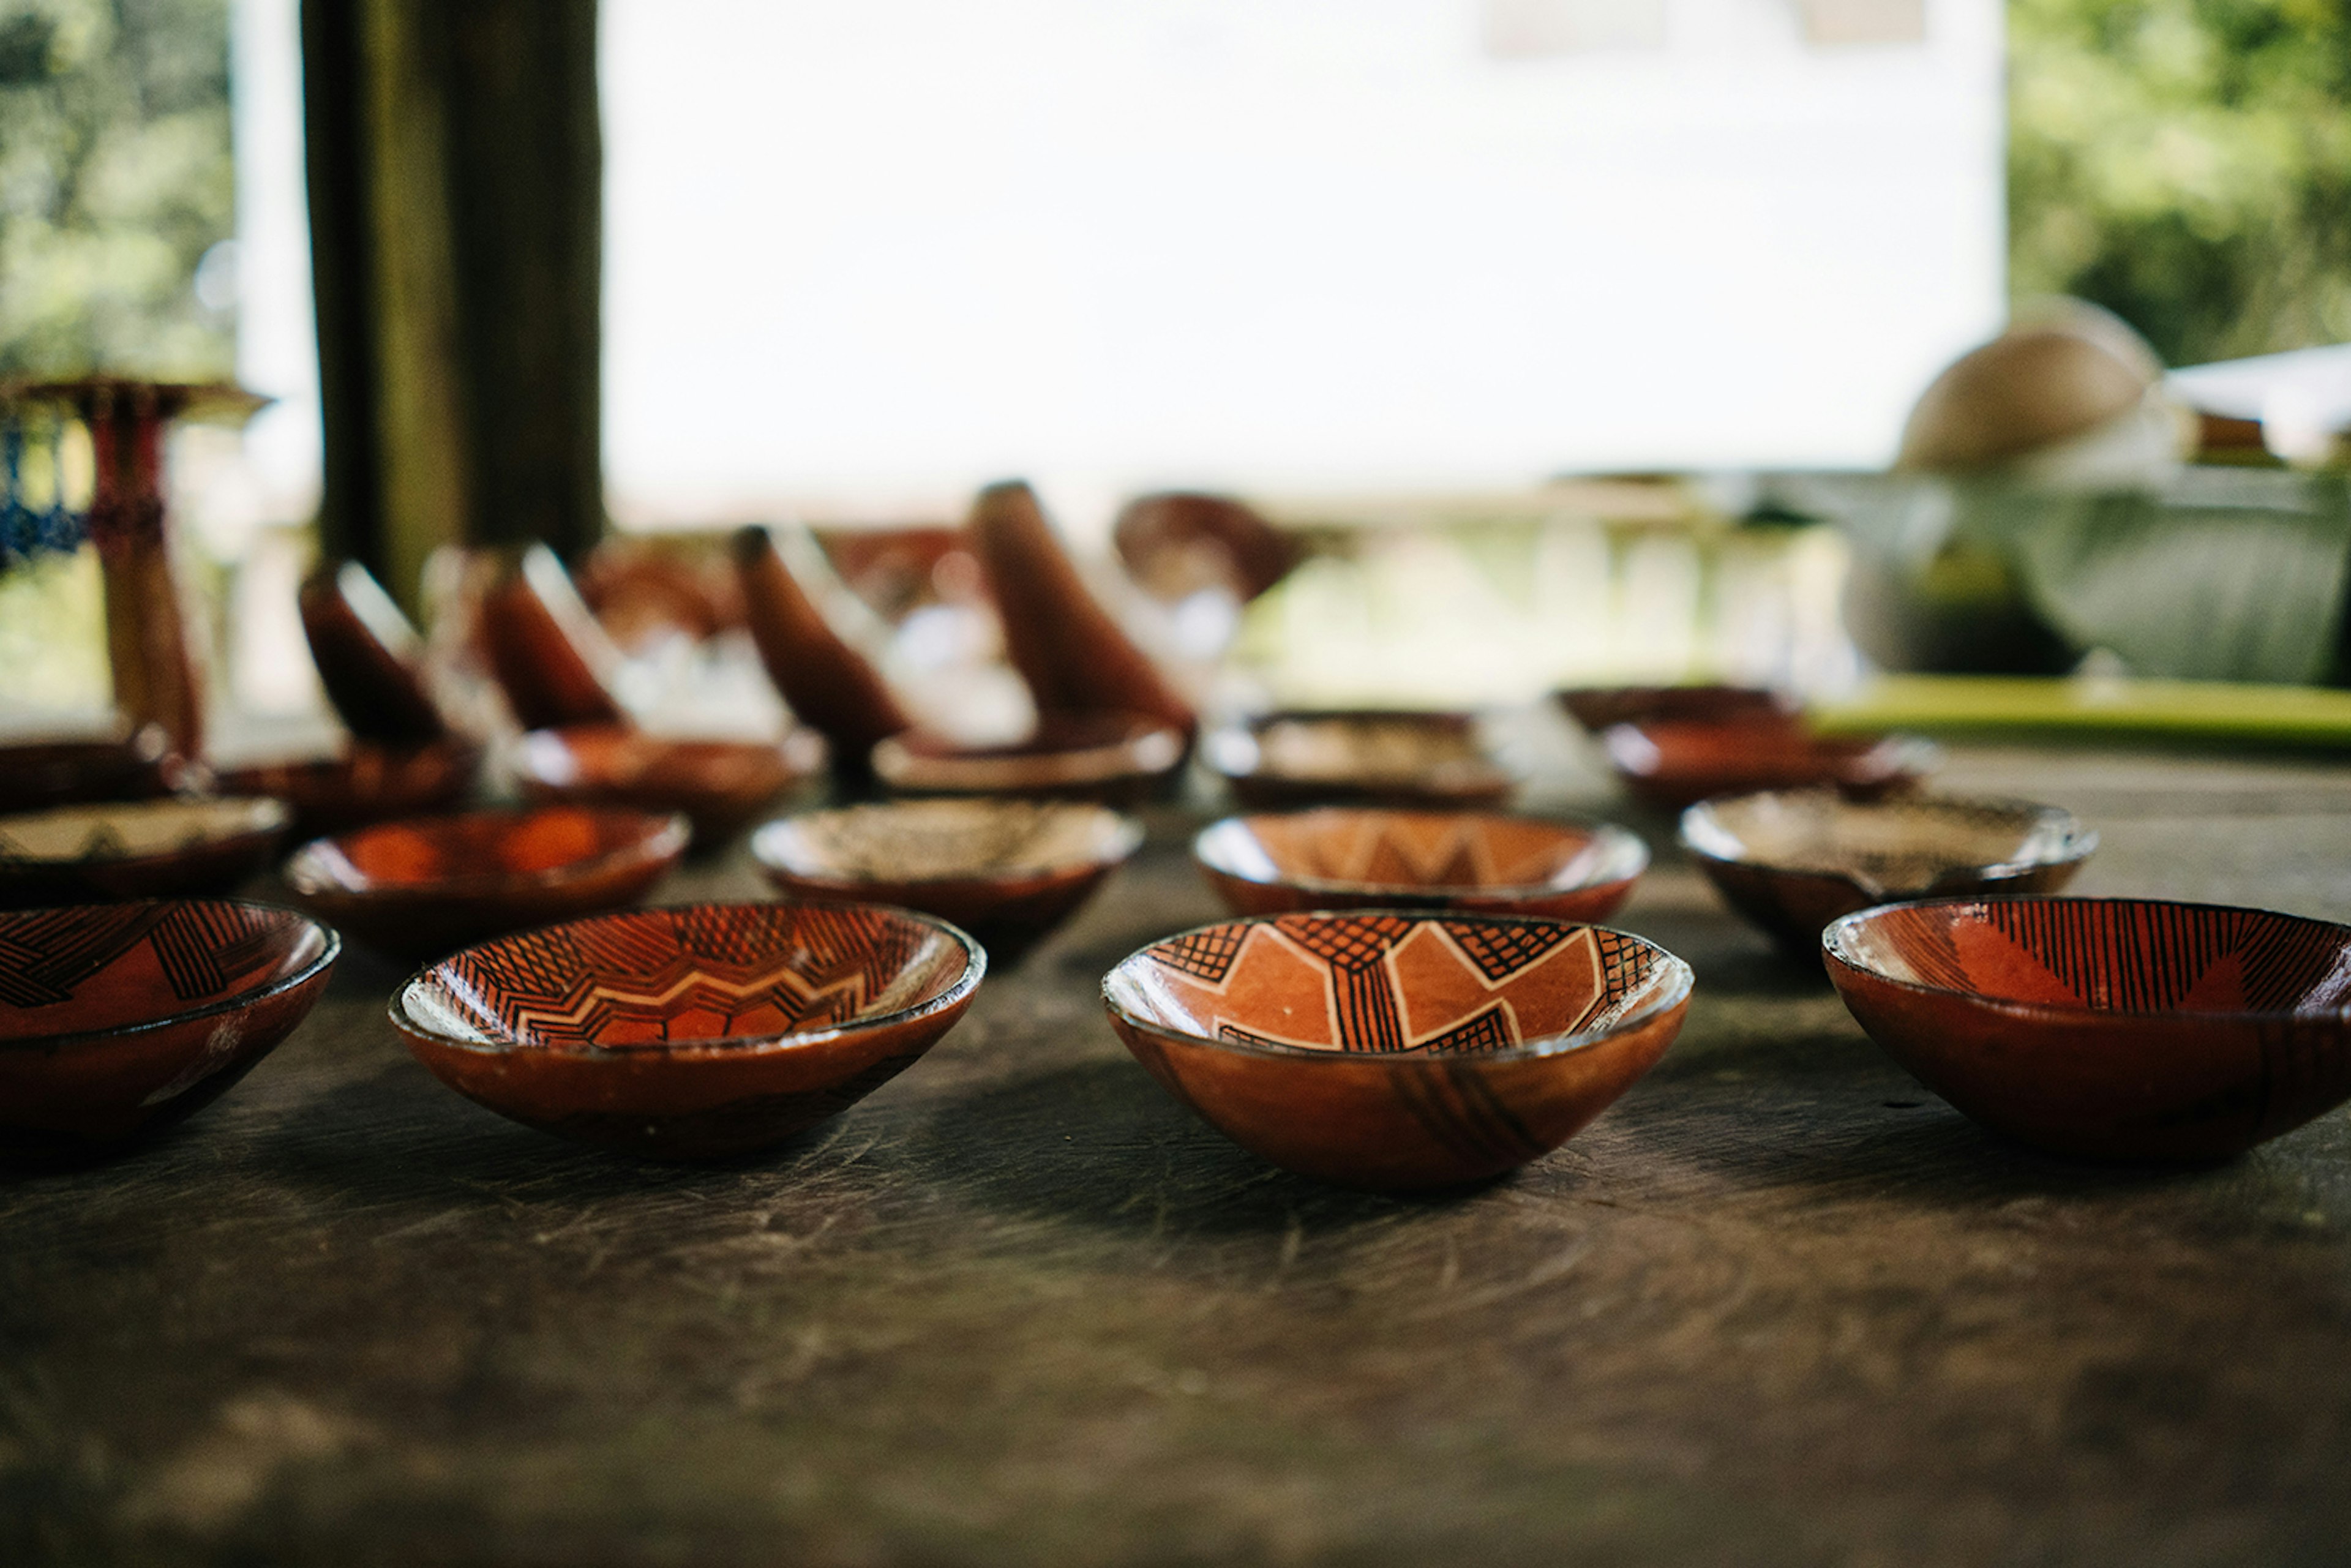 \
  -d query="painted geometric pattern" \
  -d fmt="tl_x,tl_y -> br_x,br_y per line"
1235,810 -> 1600,891
1862,899 -> 2351,1015
0,902 -> 312,1030
415,904 -> 970,1051
1131,914 -> 1670,1056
